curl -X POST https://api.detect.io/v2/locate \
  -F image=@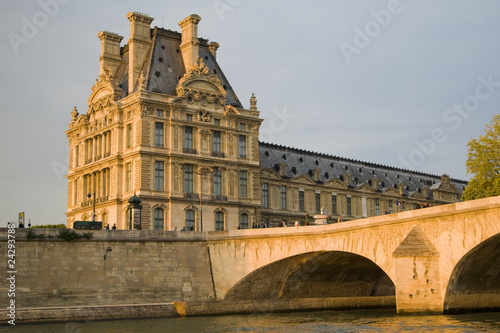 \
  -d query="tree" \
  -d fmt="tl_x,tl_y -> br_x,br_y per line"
462,115 -> 500,200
